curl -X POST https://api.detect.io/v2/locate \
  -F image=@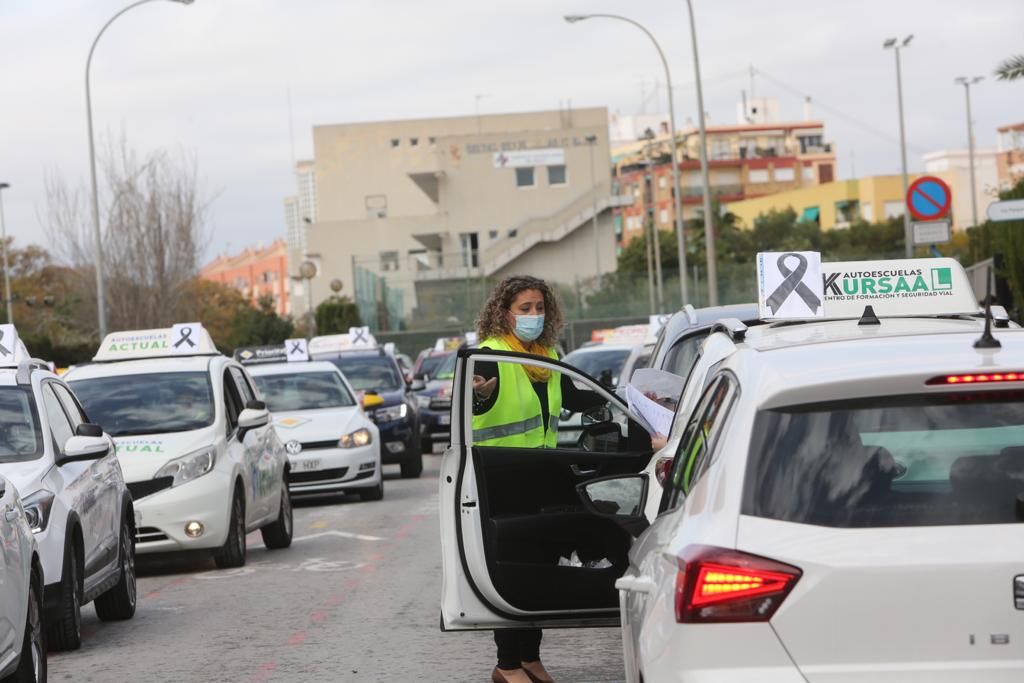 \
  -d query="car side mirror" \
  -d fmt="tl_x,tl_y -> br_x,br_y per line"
76,422 -> 103,438
238,405 -> 270,431
60,435 -> 110,464
581,405 -> 612,425
598,368 -> 616,389
576,474 -> 650,536
409,378 -> 426,392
